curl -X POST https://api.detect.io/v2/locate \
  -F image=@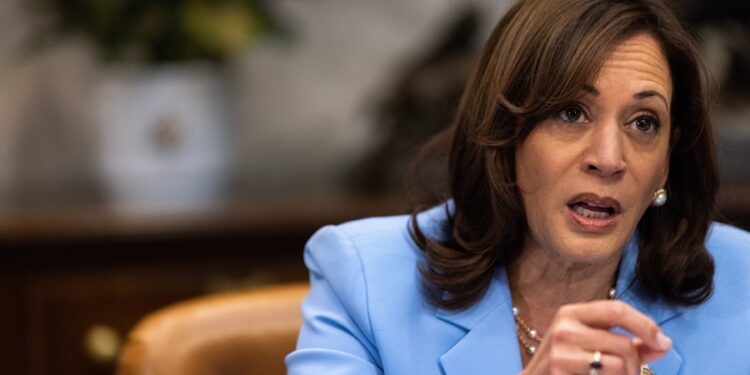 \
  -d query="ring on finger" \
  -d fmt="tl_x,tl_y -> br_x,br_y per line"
589,350 -> 603,375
